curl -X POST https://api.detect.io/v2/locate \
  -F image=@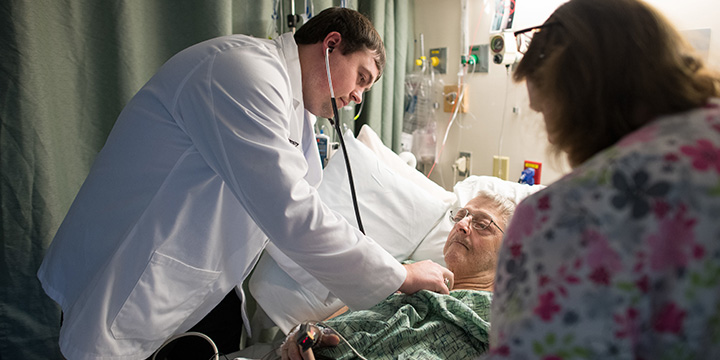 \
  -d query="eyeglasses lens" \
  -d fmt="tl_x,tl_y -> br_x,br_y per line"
450,209 -> 491,230
517,29 -> 541,54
